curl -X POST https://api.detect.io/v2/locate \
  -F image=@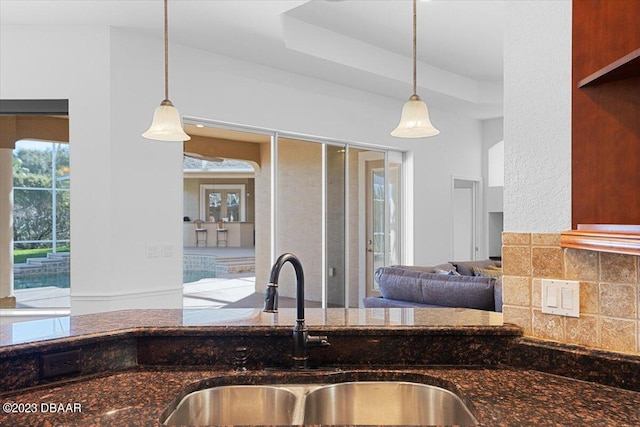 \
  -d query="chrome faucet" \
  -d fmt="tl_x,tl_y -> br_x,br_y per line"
263,253 -> 330,370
